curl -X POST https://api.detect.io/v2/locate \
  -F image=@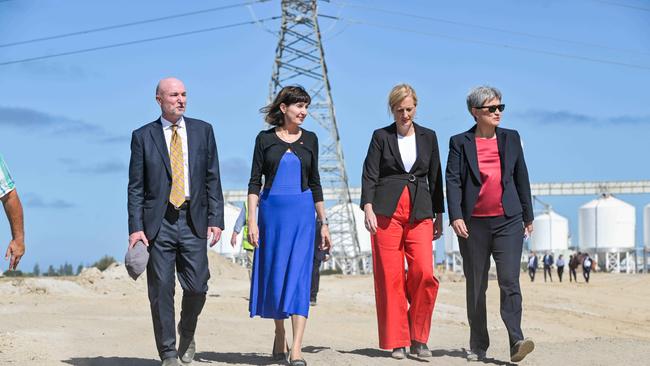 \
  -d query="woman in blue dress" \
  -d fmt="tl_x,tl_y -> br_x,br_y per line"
246,85 -> 331,366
